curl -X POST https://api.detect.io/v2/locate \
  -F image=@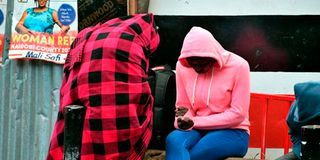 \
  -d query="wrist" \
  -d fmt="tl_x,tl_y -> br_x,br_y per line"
191,117 -> 197,128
